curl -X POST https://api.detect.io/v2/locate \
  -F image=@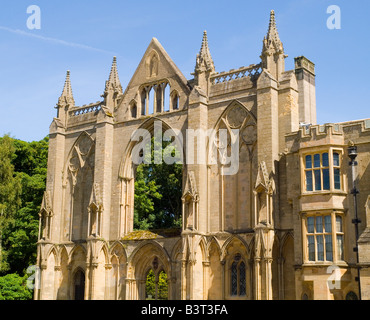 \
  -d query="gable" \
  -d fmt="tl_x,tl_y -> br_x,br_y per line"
125,38 -> 189,91
115,38 -> 191,118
